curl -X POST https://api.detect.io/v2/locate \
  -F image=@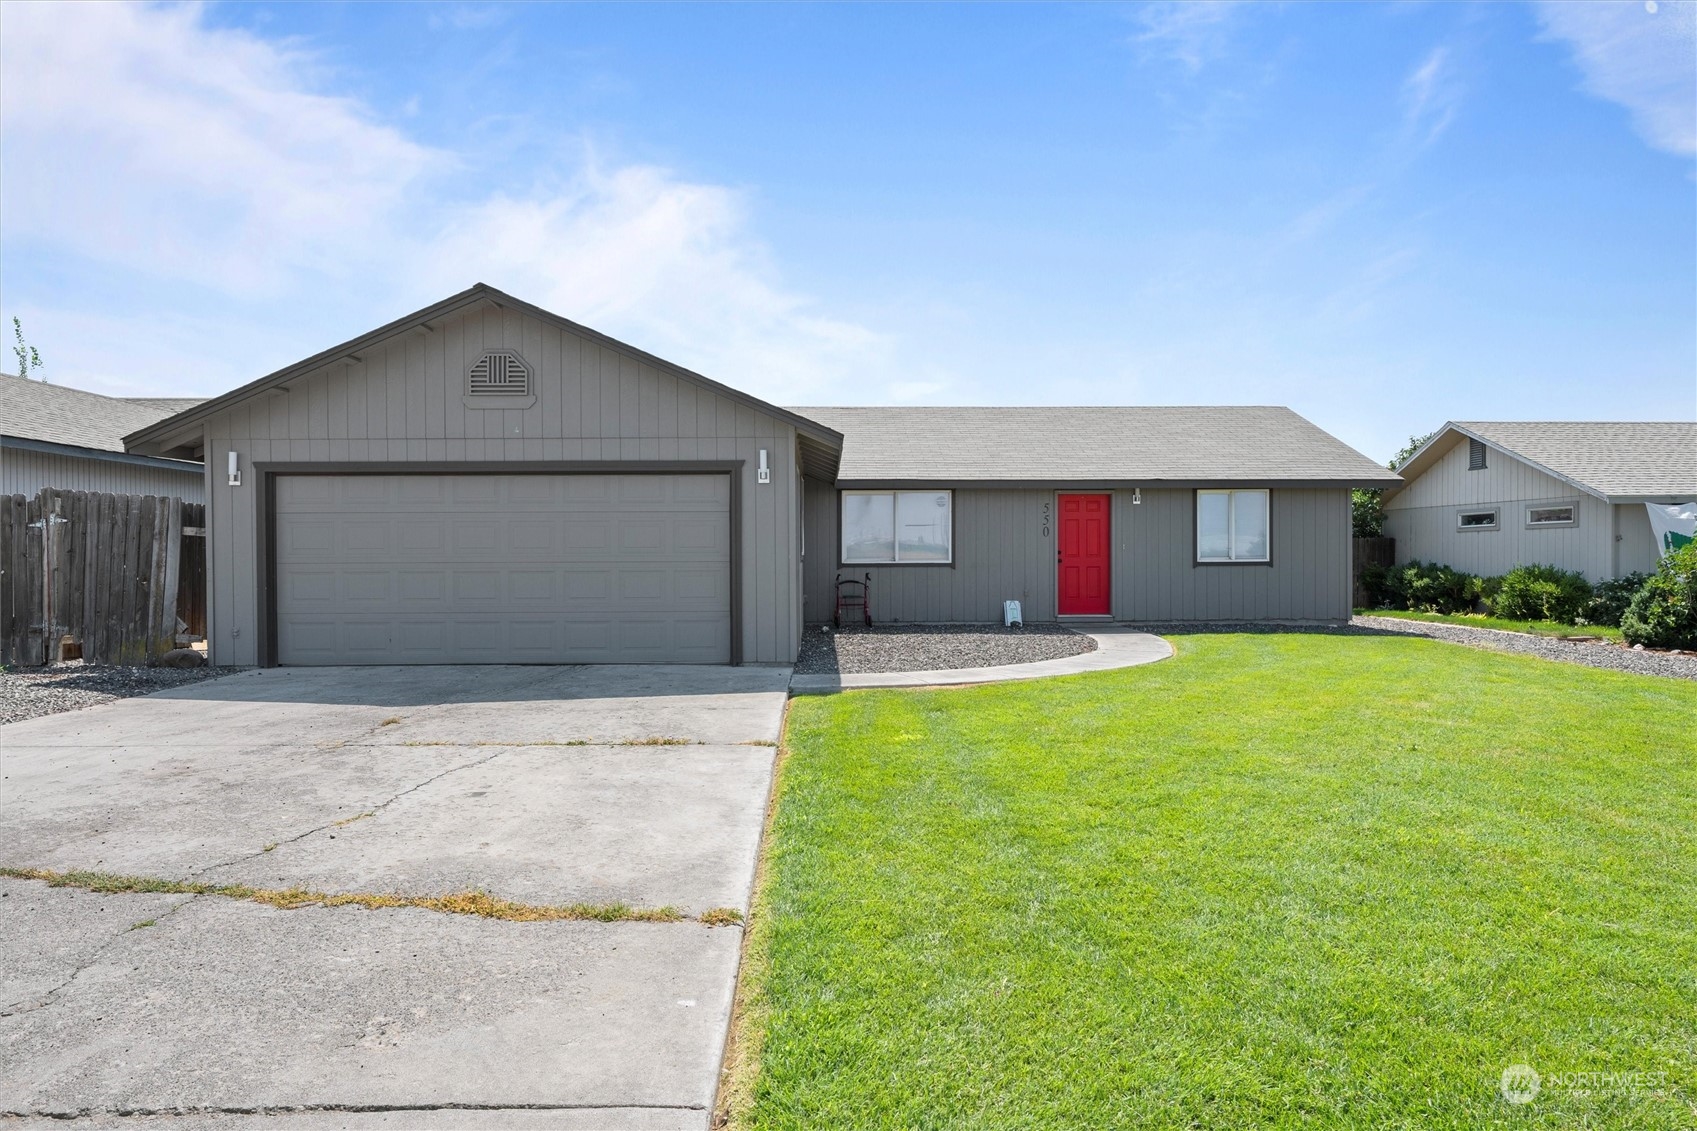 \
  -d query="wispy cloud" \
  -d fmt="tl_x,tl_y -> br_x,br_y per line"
0,1 -> 888,402
1401,46 -> 1463,147
1535,0 -> 1696,157
1131,1 -> 1244,72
